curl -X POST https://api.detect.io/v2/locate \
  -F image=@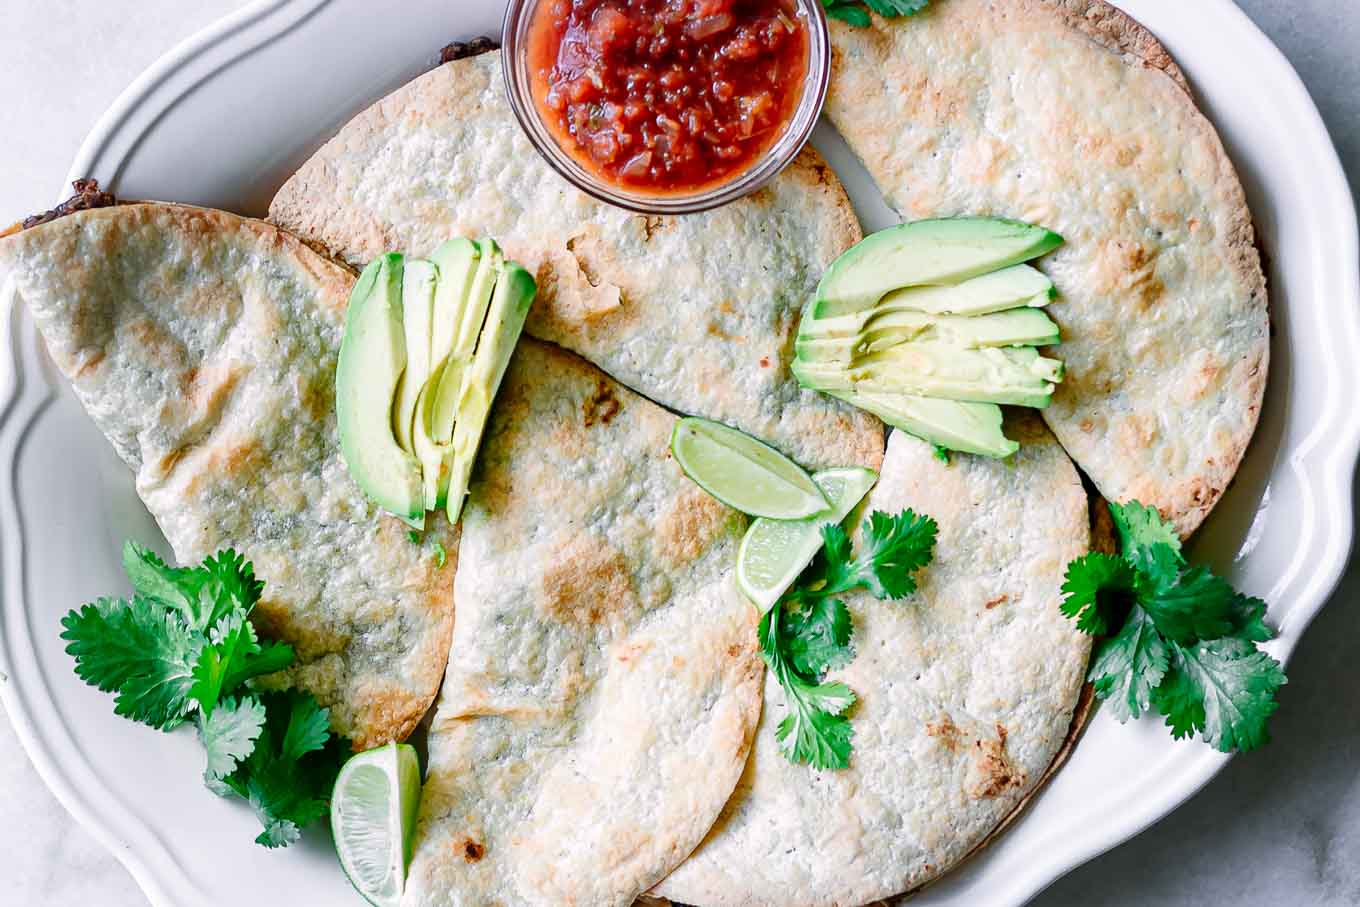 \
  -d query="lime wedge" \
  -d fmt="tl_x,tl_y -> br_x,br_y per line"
737,467 -> 878,608
331,742 -> 421,907
671,417 -> 829,519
